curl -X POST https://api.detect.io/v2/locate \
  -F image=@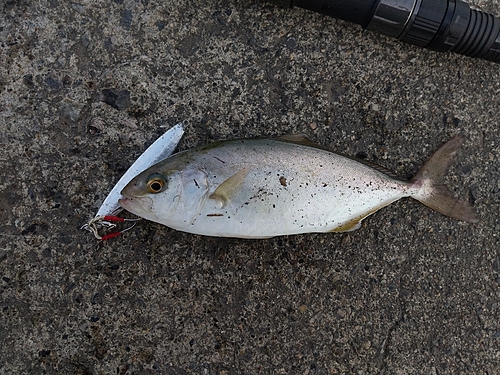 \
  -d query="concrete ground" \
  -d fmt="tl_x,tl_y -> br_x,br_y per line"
1,0 -> 499,374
